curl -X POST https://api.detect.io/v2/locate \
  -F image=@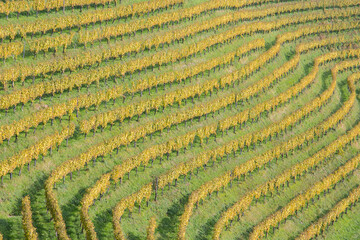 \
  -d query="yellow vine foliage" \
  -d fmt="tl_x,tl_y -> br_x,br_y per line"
80,173 -> 112,240
0,124 -> 75,178
0,0 -> 114,15
21,196 -> 38,240
146,217 -> 157,240
112,184 -> 152,240
28,33 -> 75,55
0,41 -> 23,60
